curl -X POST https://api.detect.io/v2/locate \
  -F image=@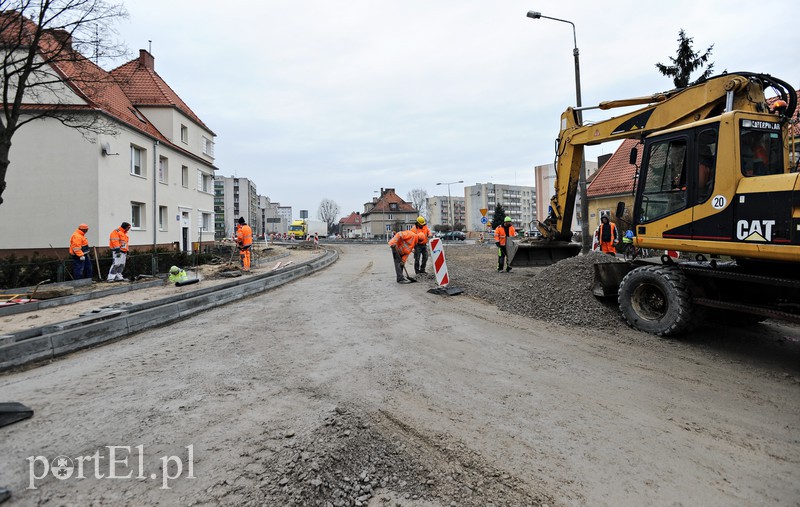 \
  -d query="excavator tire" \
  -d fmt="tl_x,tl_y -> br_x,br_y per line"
618,265 -> 696,336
